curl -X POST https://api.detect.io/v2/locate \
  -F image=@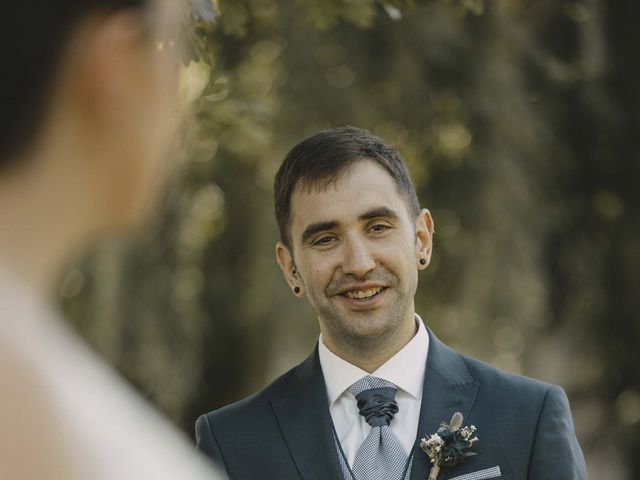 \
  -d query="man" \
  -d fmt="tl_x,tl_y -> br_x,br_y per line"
196,127 -> 586,479
0,1 -> 219,478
